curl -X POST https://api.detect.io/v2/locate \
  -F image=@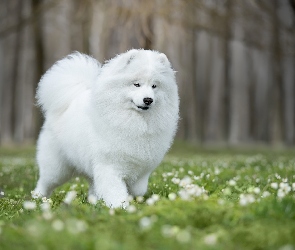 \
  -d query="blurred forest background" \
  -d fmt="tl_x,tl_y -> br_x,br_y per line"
0,0 -> 295,147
